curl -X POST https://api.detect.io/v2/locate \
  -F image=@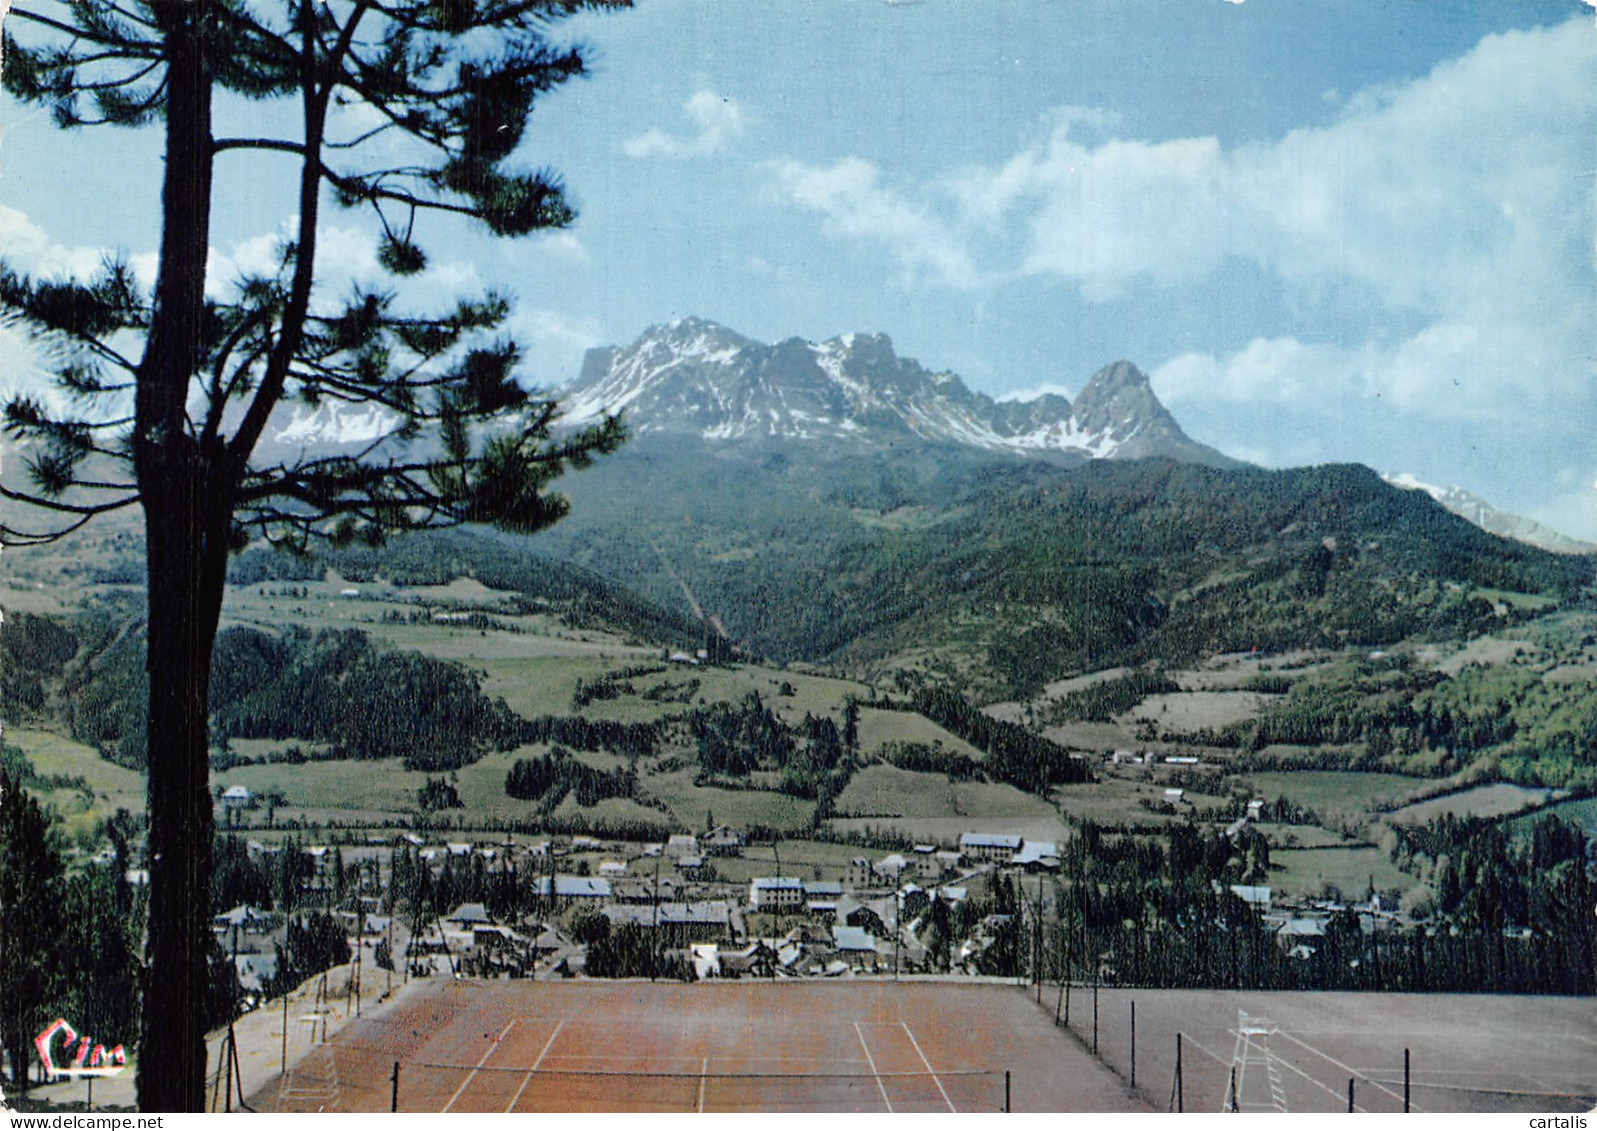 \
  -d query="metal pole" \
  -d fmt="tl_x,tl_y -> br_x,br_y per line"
1092,970 -> 1099,1055
233,1026 -> 248,1112
1034,875 -> 1043,996
224,1028 -> 234,1113
1054,980 -> 1064,1025
1065,980 -> 1071,1027
86,1075 -> 92,1112
1348,1077 -> 1355,1113
1404,1048 -> 1410,1113
1130,1000 -> 1136,1089
1004,1069 -> 1011,1113
281,991 -> 289,1077
894,884 -> 901,981
1228,1066 -> 1238,1113
391,1060 -> 401,1112
1176,1033 -> 1183,1113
